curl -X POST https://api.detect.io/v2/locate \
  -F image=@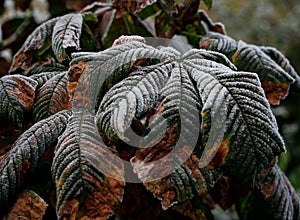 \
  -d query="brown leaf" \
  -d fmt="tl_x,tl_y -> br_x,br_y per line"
5,191 -> 47,220
59,200 -> 79,220
9,52 -> 34,74
8,77 -> 35,111
112,0 -> 156,18
261,81 -> 289,105
81,174 -> 124,219
68,61 -> 91,108
201,138 -> 230,169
